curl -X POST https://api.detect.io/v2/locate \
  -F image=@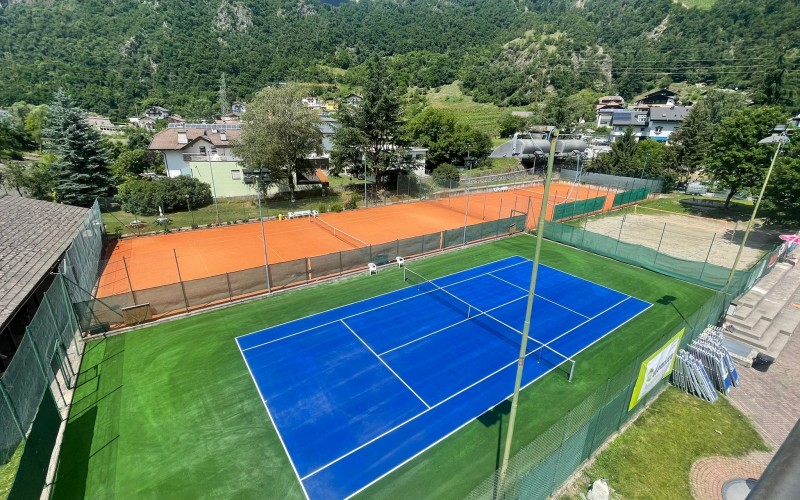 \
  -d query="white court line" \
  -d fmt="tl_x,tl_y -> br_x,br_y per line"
487,272 -> 591,319
235,256 -> 528,342
304,293 -> 649,483
340,320 -> 431,409
378,295 -> 528,356
236,344 -> 311,499
241,258 -> 530,352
